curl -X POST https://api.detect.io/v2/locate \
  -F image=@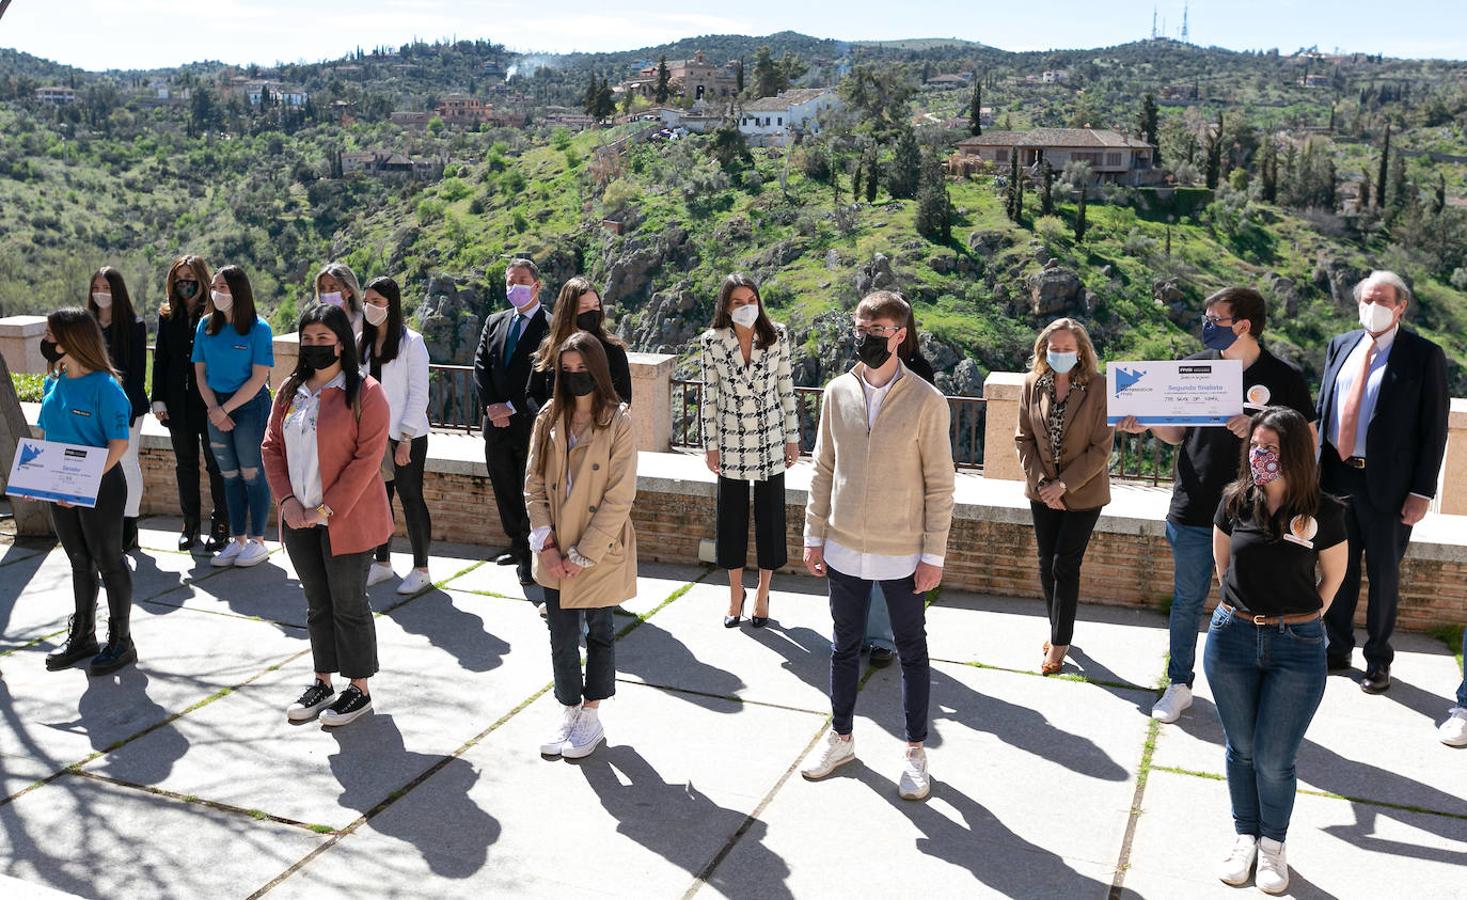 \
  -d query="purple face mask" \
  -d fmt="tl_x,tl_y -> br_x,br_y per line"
506,283 -> 534,309
1249,446 -> 1282,487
